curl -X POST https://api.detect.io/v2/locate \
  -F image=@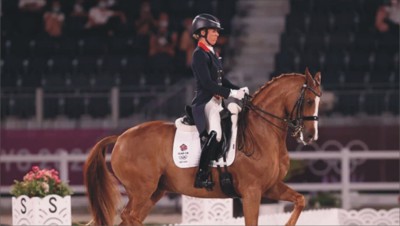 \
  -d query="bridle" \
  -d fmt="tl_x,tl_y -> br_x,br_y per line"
244,82 -> 322,138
